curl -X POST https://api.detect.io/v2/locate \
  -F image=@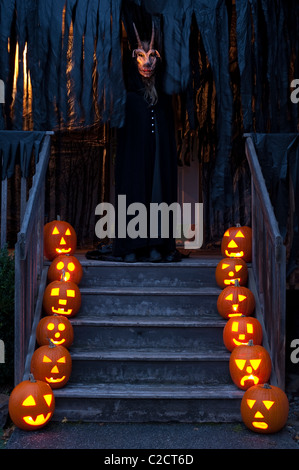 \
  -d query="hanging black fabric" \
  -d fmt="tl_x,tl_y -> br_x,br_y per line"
0,130 -> 45,179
